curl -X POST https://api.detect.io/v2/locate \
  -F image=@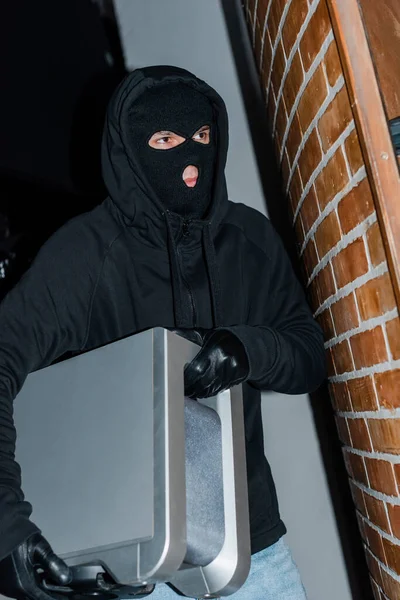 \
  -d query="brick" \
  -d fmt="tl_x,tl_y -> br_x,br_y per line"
300,0 -> 332,72
350,479 -> 368,515
381,568 -> 400,600
342,447 -> 354,476
387,504 -> 400,539
318,87 -> 353,152
335,415 -> 351,445
337,178 -> 375,234
394,465 -> 400,492
331,339 -> 354,374
281,150 -> 290,188
368,420 -> 400,455
261,32 -> 273,83
314,147 -> 349,210
281,0 -> 308,55
300,186 -> 319,232
356,510 -> 367,542
367,222 -> 386,267
364,520 -> 386,563
315,262 -> 336,303
344,128 -> 365,175
330,380 -> 352,411
330,293 -> 360,336
282,52 -> 304,114
298,129 -> 322,184
256,0 -> 269,25
371,579 -> 381,600
347,418 -> 373,452
365,458 -> 398,496
386,319 -> 400,361
317,307 -> 336,340
254,18 -> 264,69
326,347 -> 336,377
350,327 -> 388,369
267,0 -> 287,45
382,538 -> 400,576
267,87 -> 277,124
314,210 -> 341,258
275,98 -> 288,154
246,8 -> 254,32
356,273 -> 396,321
294,213 -> 305,248
289,166 -> 303,214
271,41 -> 287,98
247,0 -> 257,19
307,278 -> 319,311
286,111 -> 302,165
347,376 -> 379,411
332,237 -> 369,288
364,493 -> 391,533
375,370 -> 400,410
298,64 -> 328,132
324,41 -> 343,87
365,548 -> 383,588
347,451 -> 368,485
303,238 -> 319,279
